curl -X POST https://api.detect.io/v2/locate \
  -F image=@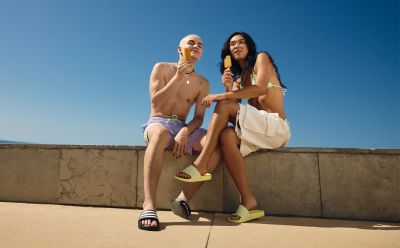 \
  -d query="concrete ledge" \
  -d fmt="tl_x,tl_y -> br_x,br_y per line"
319,153 -> 400,221
0,144 -> 399,222
224,151 -> 321,217
0,147 -> 60,203
58,148 -> 137,207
